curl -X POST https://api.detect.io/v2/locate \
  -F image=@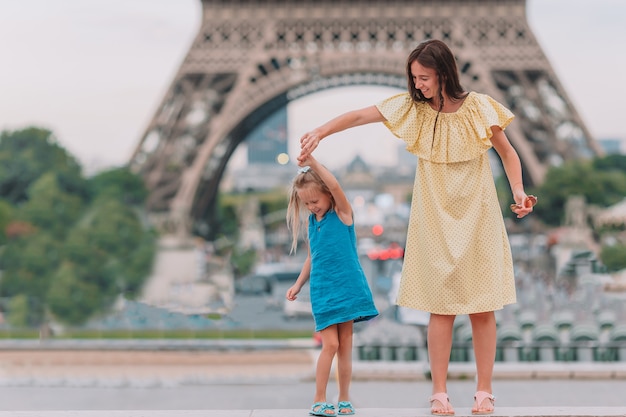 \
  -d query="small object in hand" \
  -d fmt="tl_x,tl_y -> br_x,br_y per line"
510,195 -> 537,212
